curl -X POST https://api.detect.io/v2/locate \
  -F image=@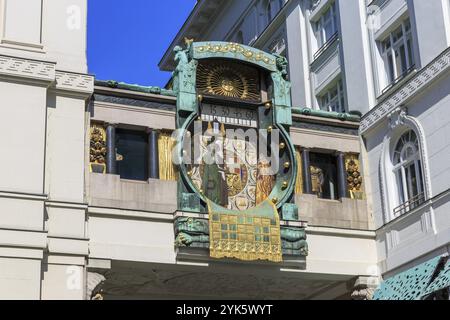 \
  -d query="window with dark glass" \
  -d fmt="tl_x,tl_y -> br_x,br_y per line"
392,130 -> 425,216
380,19 -> 415,88
314,2 -> 338,48
116,129 -> 149,181
309,153 -> 338,200
318,79 -> 346,113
